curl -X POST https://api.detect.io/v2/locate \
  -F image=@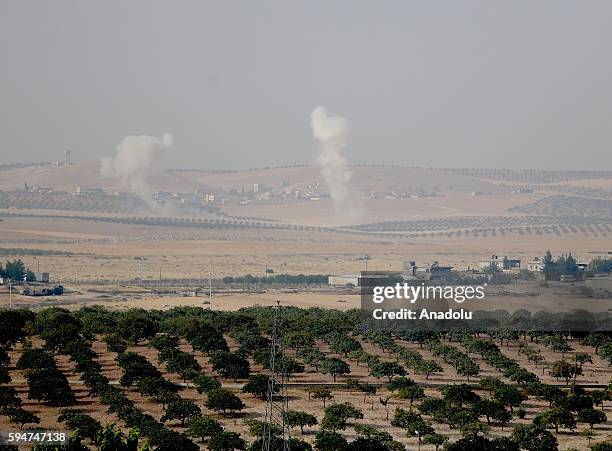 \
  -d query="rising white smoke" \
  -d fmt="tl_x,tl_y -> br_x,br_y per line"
100,133 -> 173,208
310,106 -> 364,224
